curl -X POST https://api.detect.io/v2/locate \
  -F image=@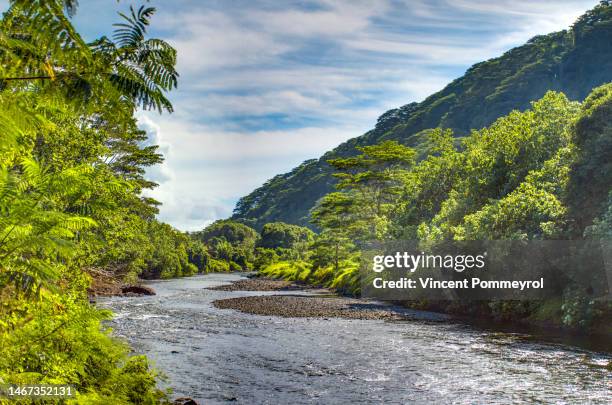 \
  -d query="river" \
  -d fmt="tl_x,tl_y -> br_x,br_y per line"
100,273 -> 611,404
